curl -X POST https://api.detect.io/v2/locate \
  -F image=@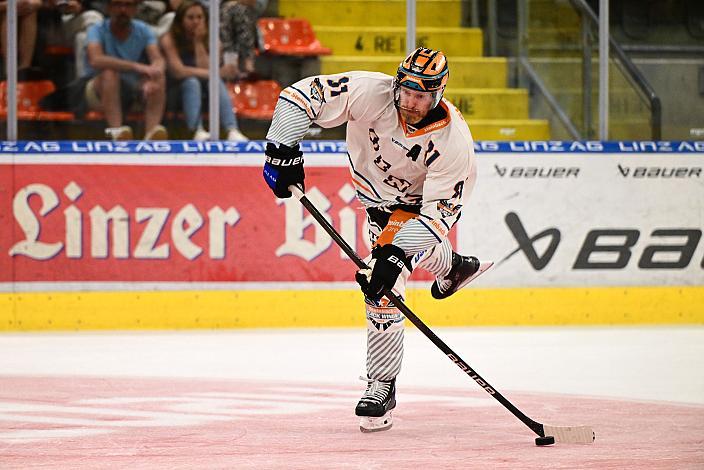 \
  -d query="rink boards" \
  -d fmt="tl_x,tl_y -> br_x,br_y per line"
1,140 -> 703,330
